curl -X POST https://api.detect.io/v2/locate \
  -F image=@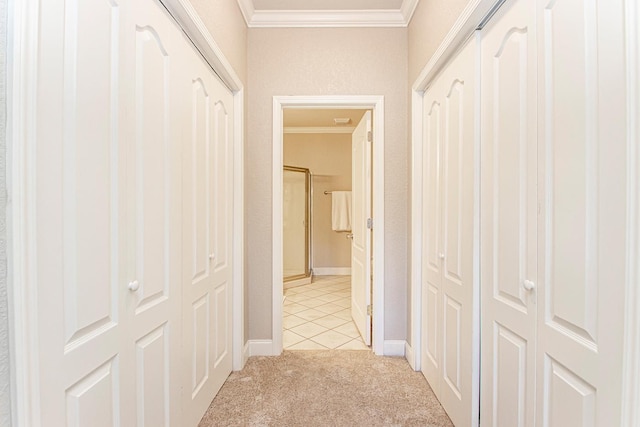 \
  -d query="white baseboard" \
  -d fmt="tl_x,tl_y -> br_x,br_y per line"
241,341 -> 250,368
248,339 -> 278,356
313,267 -> 351,276
405,342 -> 419,371
383,340 -> 406,357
